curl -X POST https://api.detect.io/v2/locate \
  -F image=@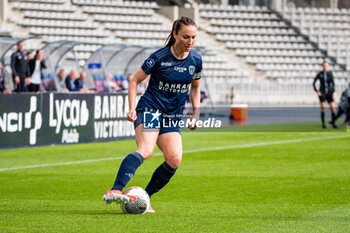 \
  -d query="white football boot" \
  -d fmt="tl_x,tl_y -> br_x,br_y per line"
102,190 -> 134,204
